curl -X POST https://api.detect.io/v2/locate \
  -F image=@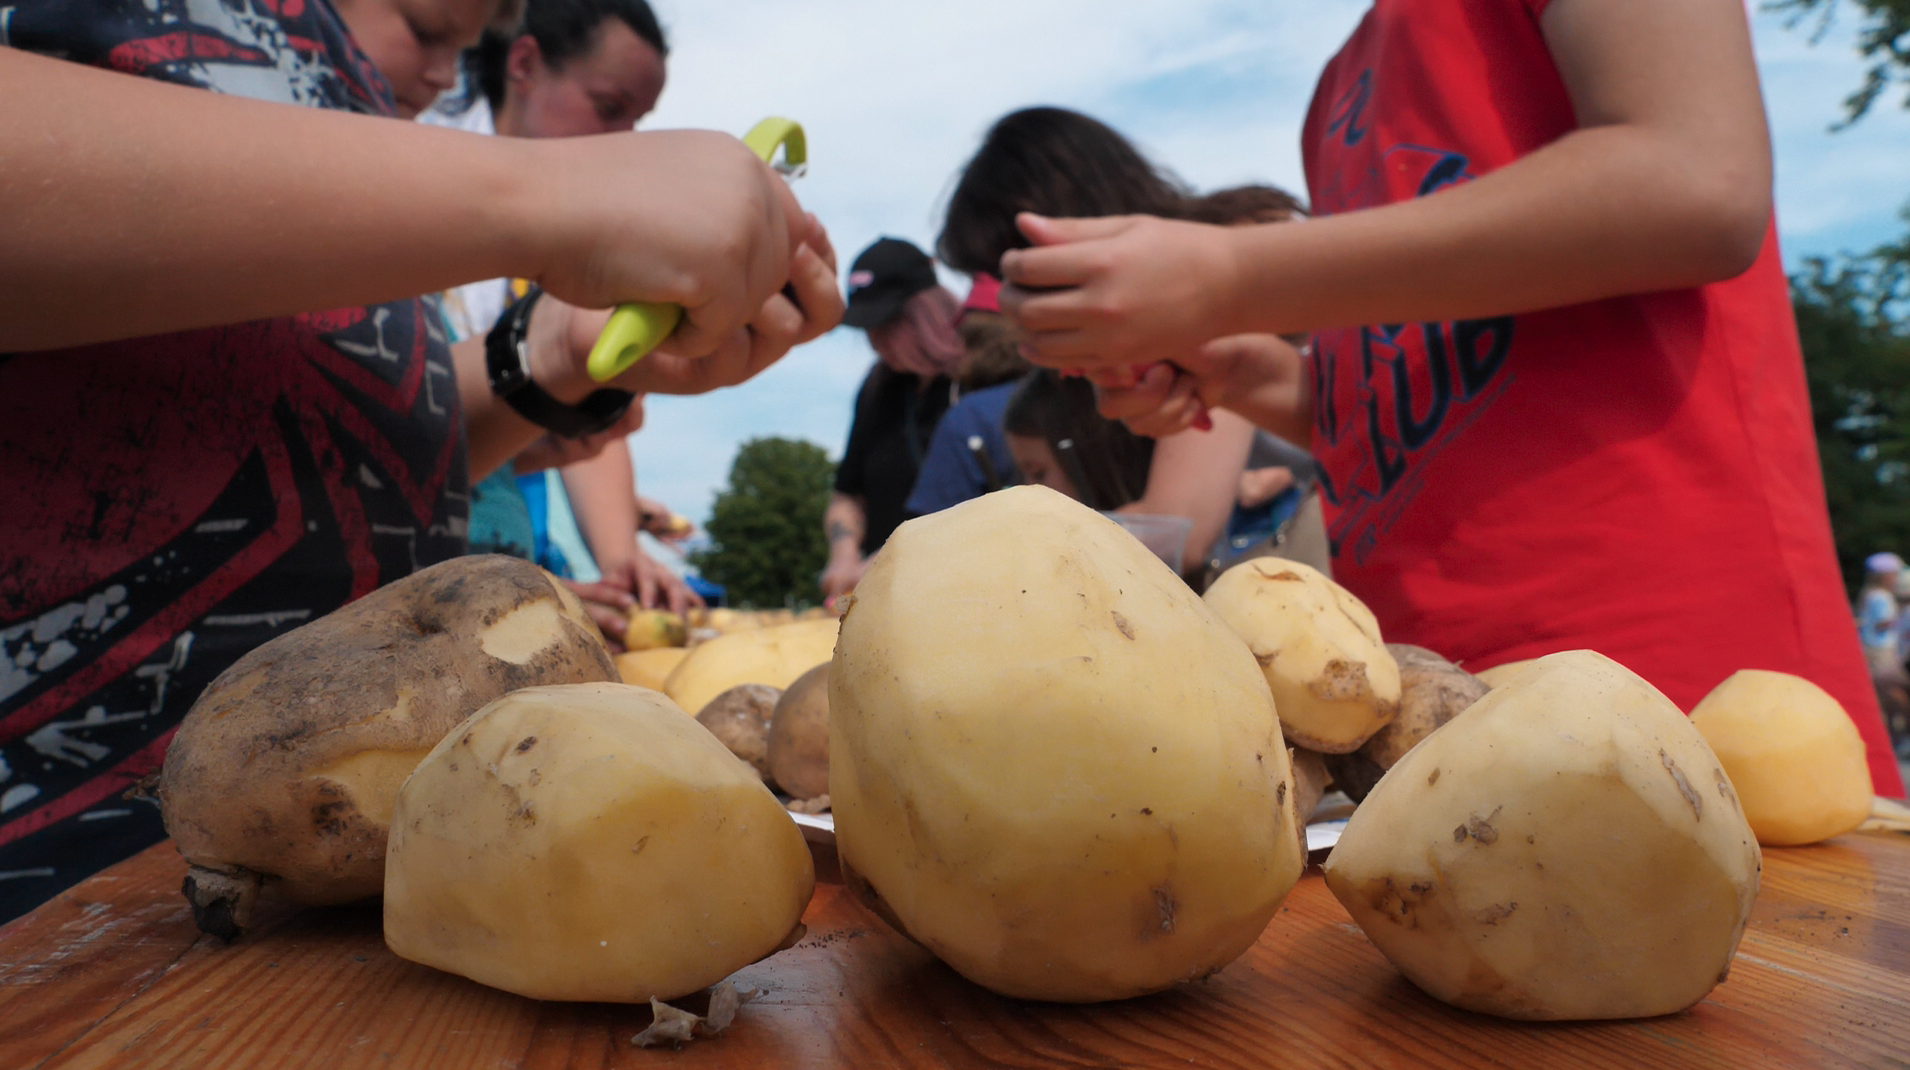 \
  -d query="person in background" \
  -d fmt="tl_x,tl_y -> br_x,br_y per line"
997,0 -> 1903,794
820,238 -> 964,600
940,107 -> 1306,577
423,0 -> 699,629
902,274 -> 1030,517
1861,553 -> 1909,754
0,0 -> 838,922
